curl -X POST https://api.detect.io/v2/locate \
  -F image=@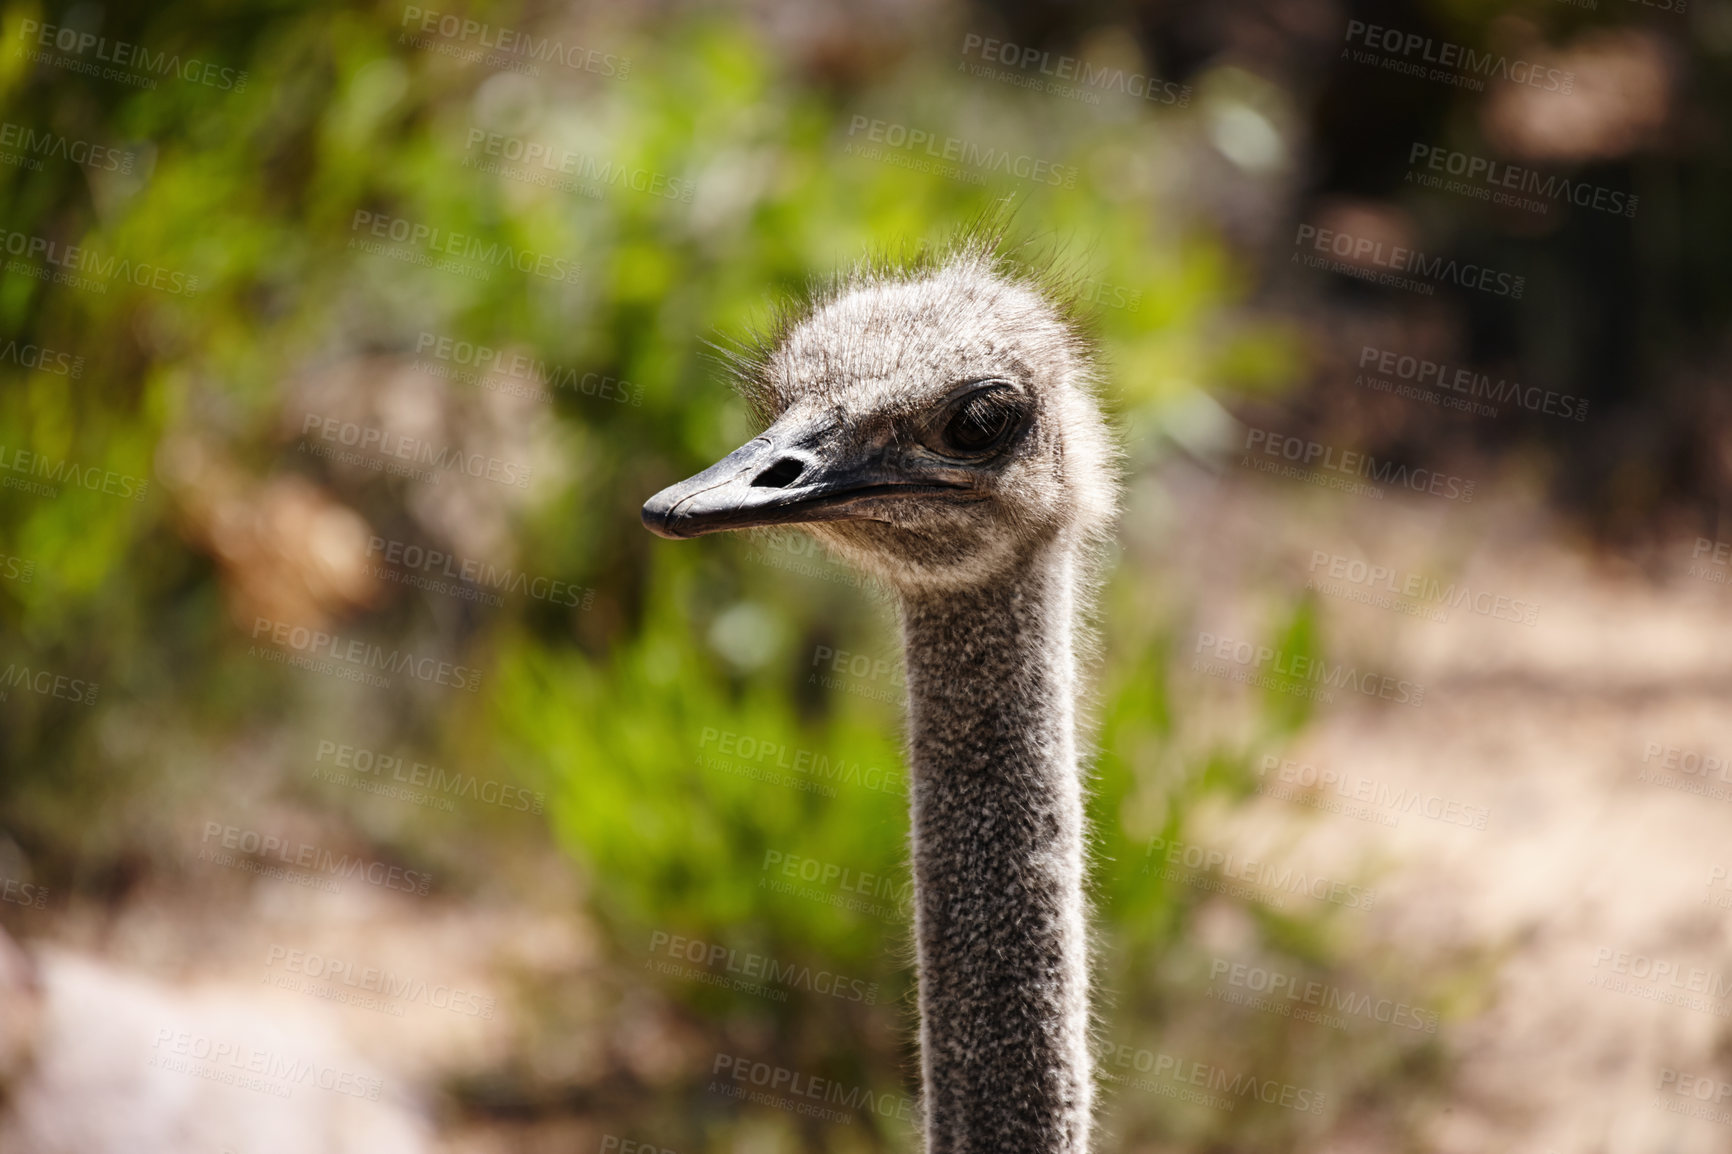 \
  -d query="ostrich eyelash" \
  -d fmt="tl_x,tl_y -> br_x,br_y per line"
940,384 -> 1024,454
